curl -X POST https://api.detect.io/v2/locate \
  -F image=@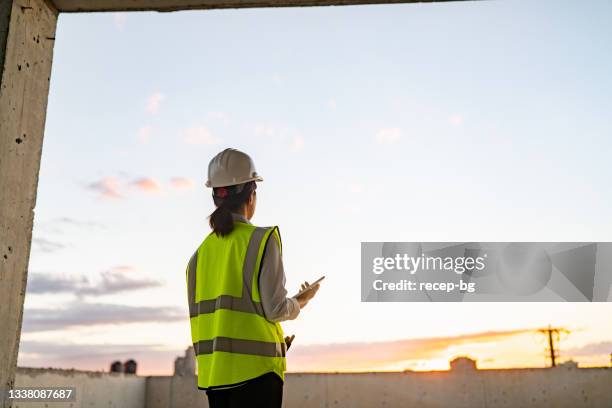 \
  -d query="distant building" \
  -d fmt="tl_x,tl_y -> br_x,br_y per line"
556,360 -> 578,369
124,359 -> 138,374
110,361 -> 123,373
174,346 -> 196,376
450,357 -> 477,372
